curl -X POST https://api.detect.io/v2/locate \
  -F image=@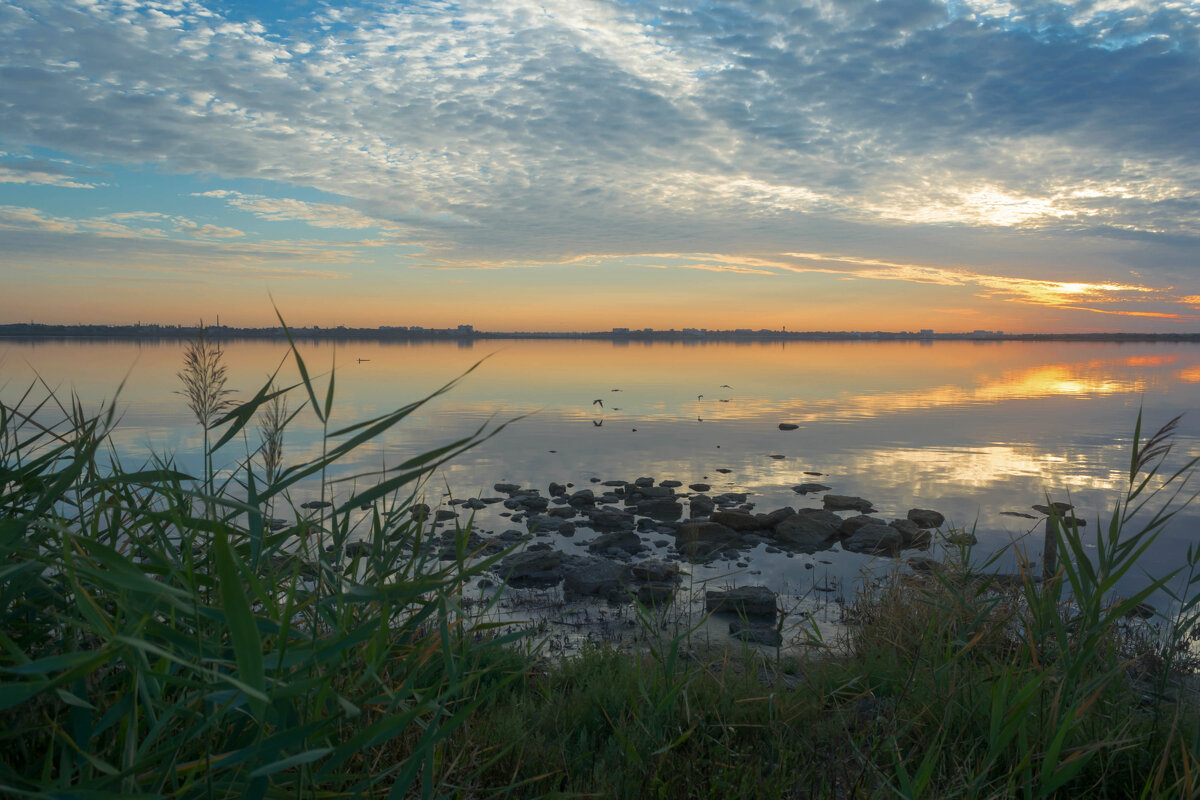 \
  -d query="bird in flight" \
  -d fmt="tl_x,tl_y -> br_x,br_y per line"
720,384 -> 732,389
593,398 -> 604,407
